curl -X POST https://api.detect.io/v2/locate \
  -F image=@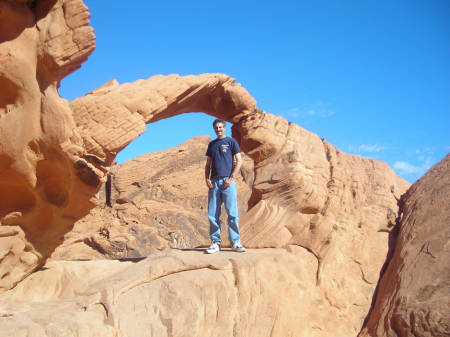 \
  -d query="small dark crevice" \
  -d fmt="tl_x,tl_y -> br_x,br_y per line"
27,0 -> 38,11
359,196 -> 404,333
105,174 -> 112,207
74,160 -> 101,187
